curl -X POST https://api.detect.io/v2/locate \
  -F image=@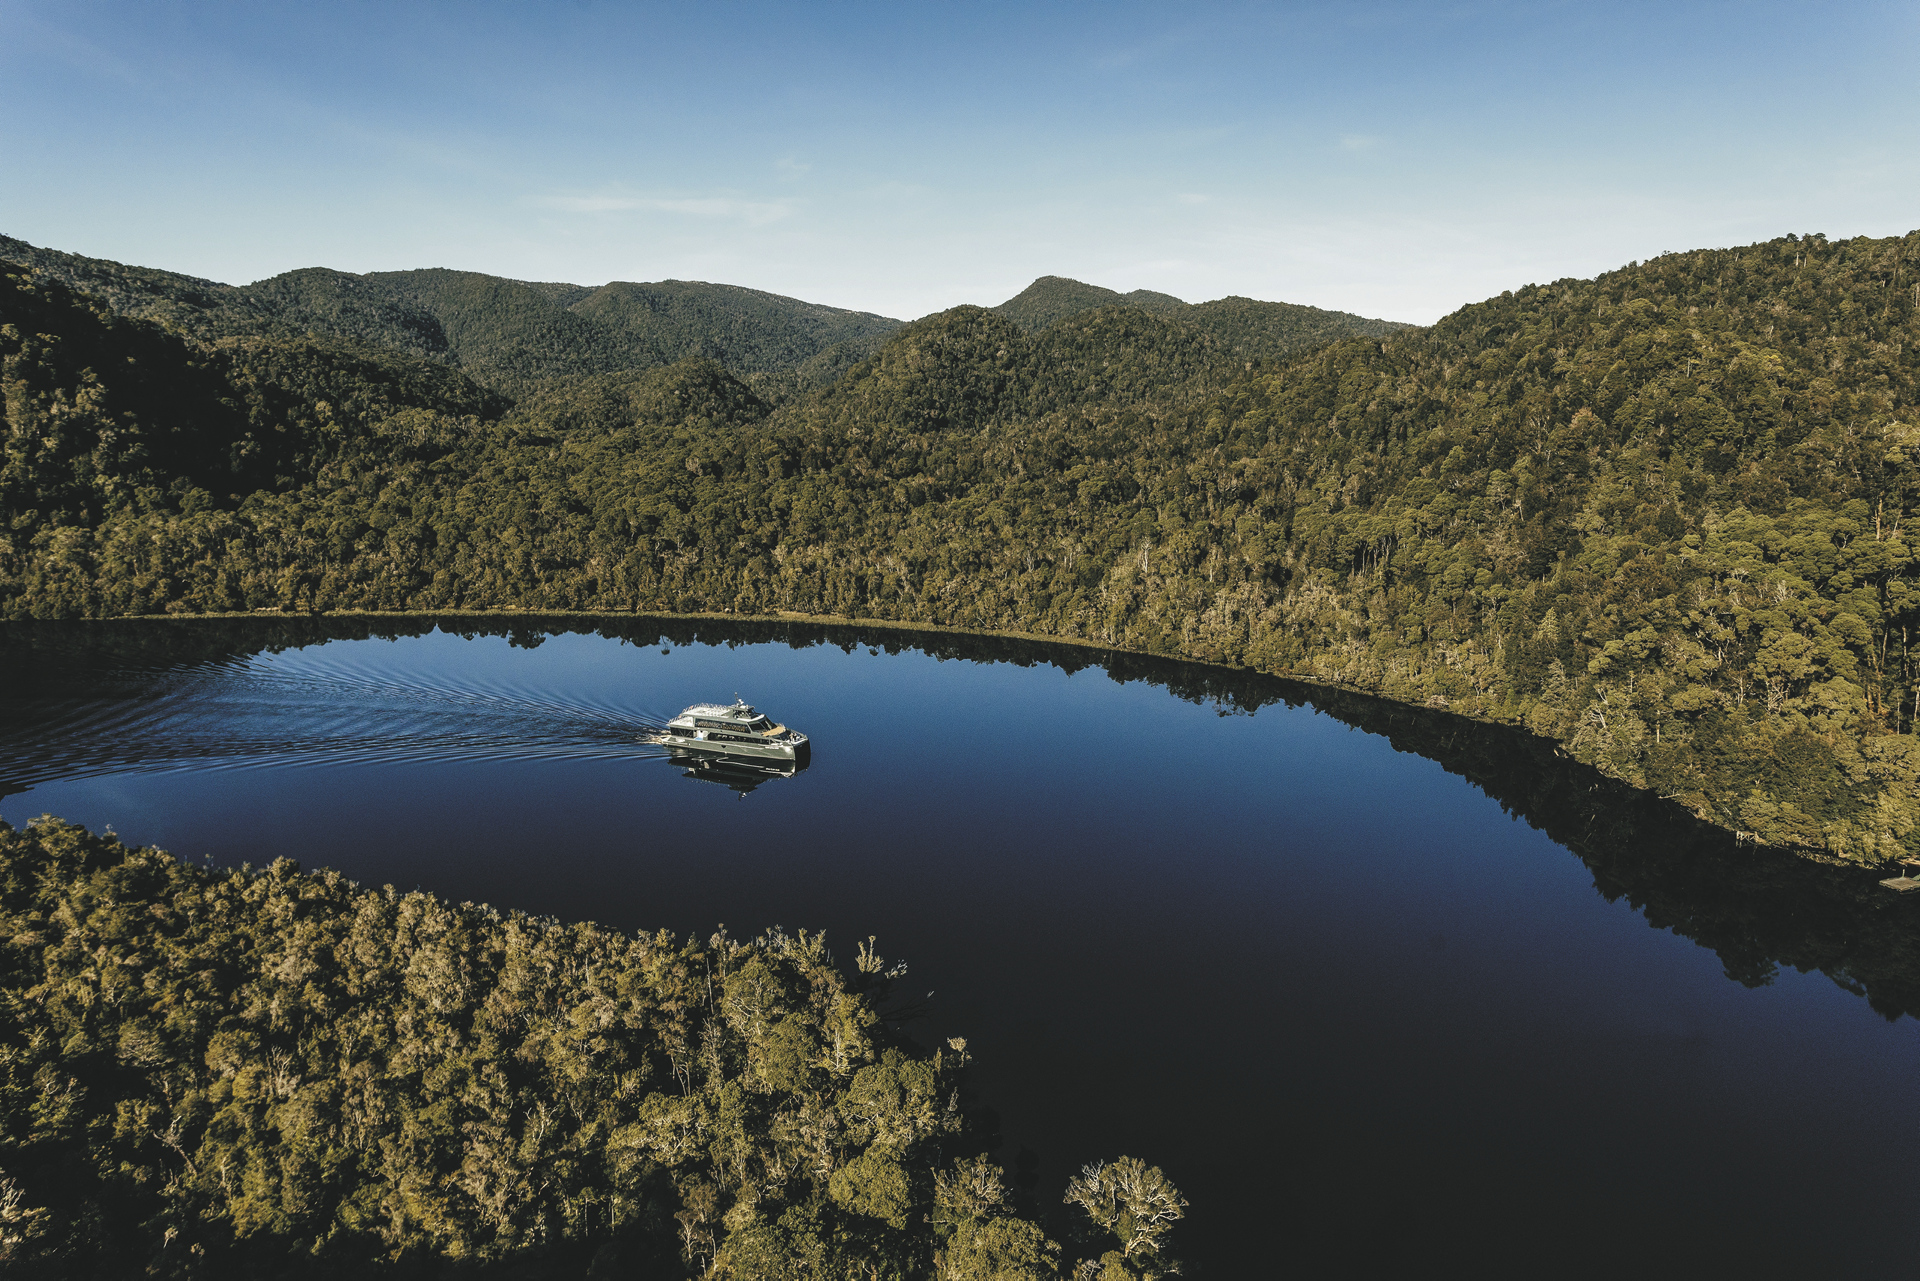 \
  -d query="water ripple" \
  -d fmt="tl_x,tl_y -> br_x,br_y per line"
0,653 -> 674,792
